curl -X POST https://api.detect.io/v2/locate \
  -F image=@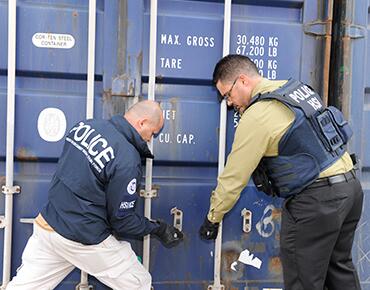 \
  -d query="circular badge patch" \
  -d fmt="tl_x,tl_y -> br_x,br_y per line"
127,178 -> 137,195
37,107 -> 67,142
